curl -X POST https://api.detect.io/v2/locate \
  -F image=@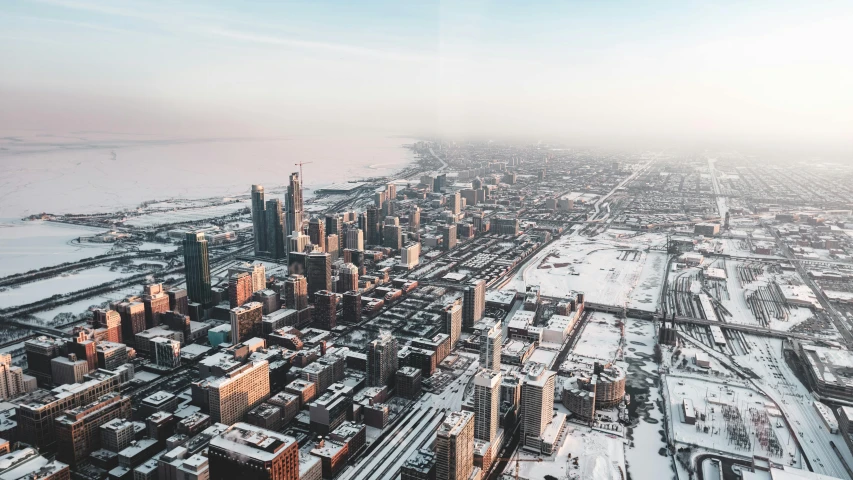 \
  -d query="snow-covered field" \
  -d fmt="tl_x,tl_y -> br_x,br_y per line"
503,229 -> 667,309
26,284 -> 142,325
0,218 -> 113,277
513,422 -> 626,480
569,312 -> 624,362
124,200 -> 249,227
0,265 -> 135,308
